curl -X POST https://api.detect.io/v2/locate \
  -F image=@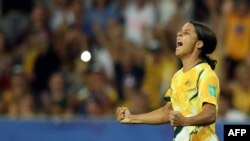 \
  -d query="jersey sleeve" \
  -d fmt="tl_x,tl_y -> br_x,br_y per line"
164,88 -> 172,102
199,73 -> 220,109
164,71 -> 179,102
